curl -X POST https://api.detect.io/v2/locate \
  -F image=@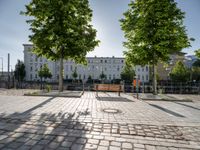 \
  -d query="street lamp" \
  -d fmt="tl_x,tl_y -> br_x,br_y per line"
0,57 -> 3,76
